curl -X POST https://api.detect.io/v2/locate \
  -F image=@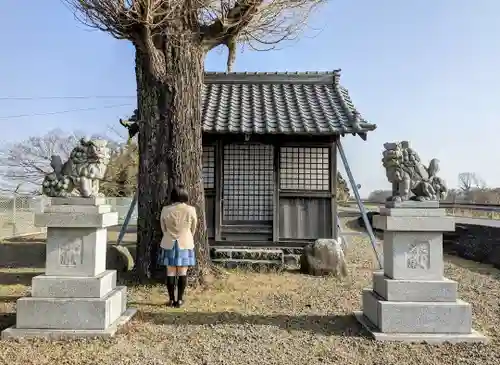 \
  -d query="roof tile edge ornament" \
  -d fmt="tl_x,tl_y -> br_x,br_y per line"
332,74 -> 377,135
42,138 -> 111,198
382,141 -> 448,203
